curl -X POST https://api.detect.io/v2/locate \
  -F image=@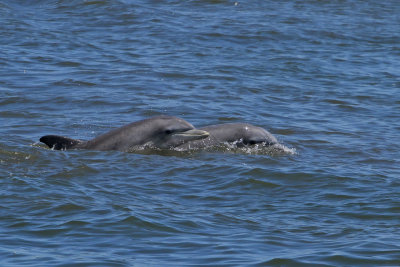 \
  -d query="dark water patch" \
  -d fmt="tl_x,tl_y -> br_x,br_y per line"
53,203 -> 87,212
0,110 -> 43,119
55,61 -> 82,68
262,258 -> 323,267
319,253 -> 400,266
51,79 -> 97,87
